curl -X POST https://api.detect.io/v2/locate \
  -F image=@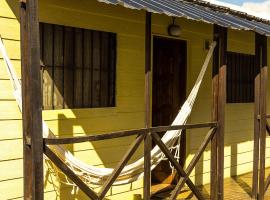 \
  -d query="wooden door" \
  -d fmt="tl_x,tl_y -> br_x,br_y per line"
152,36 -> 187,185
